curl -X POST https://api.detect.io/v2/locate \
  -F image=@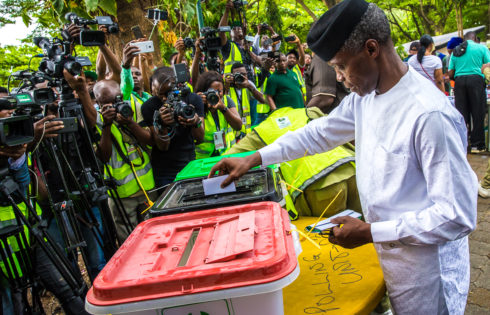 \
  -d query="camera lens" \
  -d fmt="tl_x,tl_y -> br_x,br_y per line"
206,89 -> 220,106
64,60 -> 82,76
116,102 -> 132,118
233,73 -> 245,84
